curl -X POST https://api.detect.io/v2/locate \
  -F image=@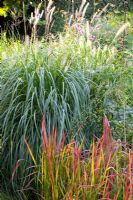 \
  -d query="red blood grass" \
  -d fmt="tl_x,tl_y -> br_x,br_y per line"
77,124 -> 84,133
13,115 -> 132,199
124,151 -> 133,200
73,144 -> 81,171
42,114 -> 48,150
12,160 -> 20,180
51,128 -> 56,152
103,115 -> 112,150
58,132 -> 66,153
